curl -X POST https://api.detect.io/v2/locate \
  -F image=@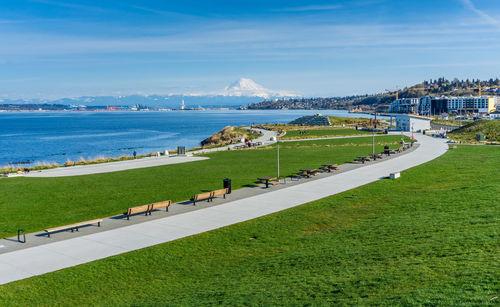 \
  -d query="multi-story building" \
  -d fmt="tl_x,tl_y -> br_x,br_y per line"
418,97 -> 432,116
390,96 -> 498,116
445,96 -> 496,114
389,98 -> 419,114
